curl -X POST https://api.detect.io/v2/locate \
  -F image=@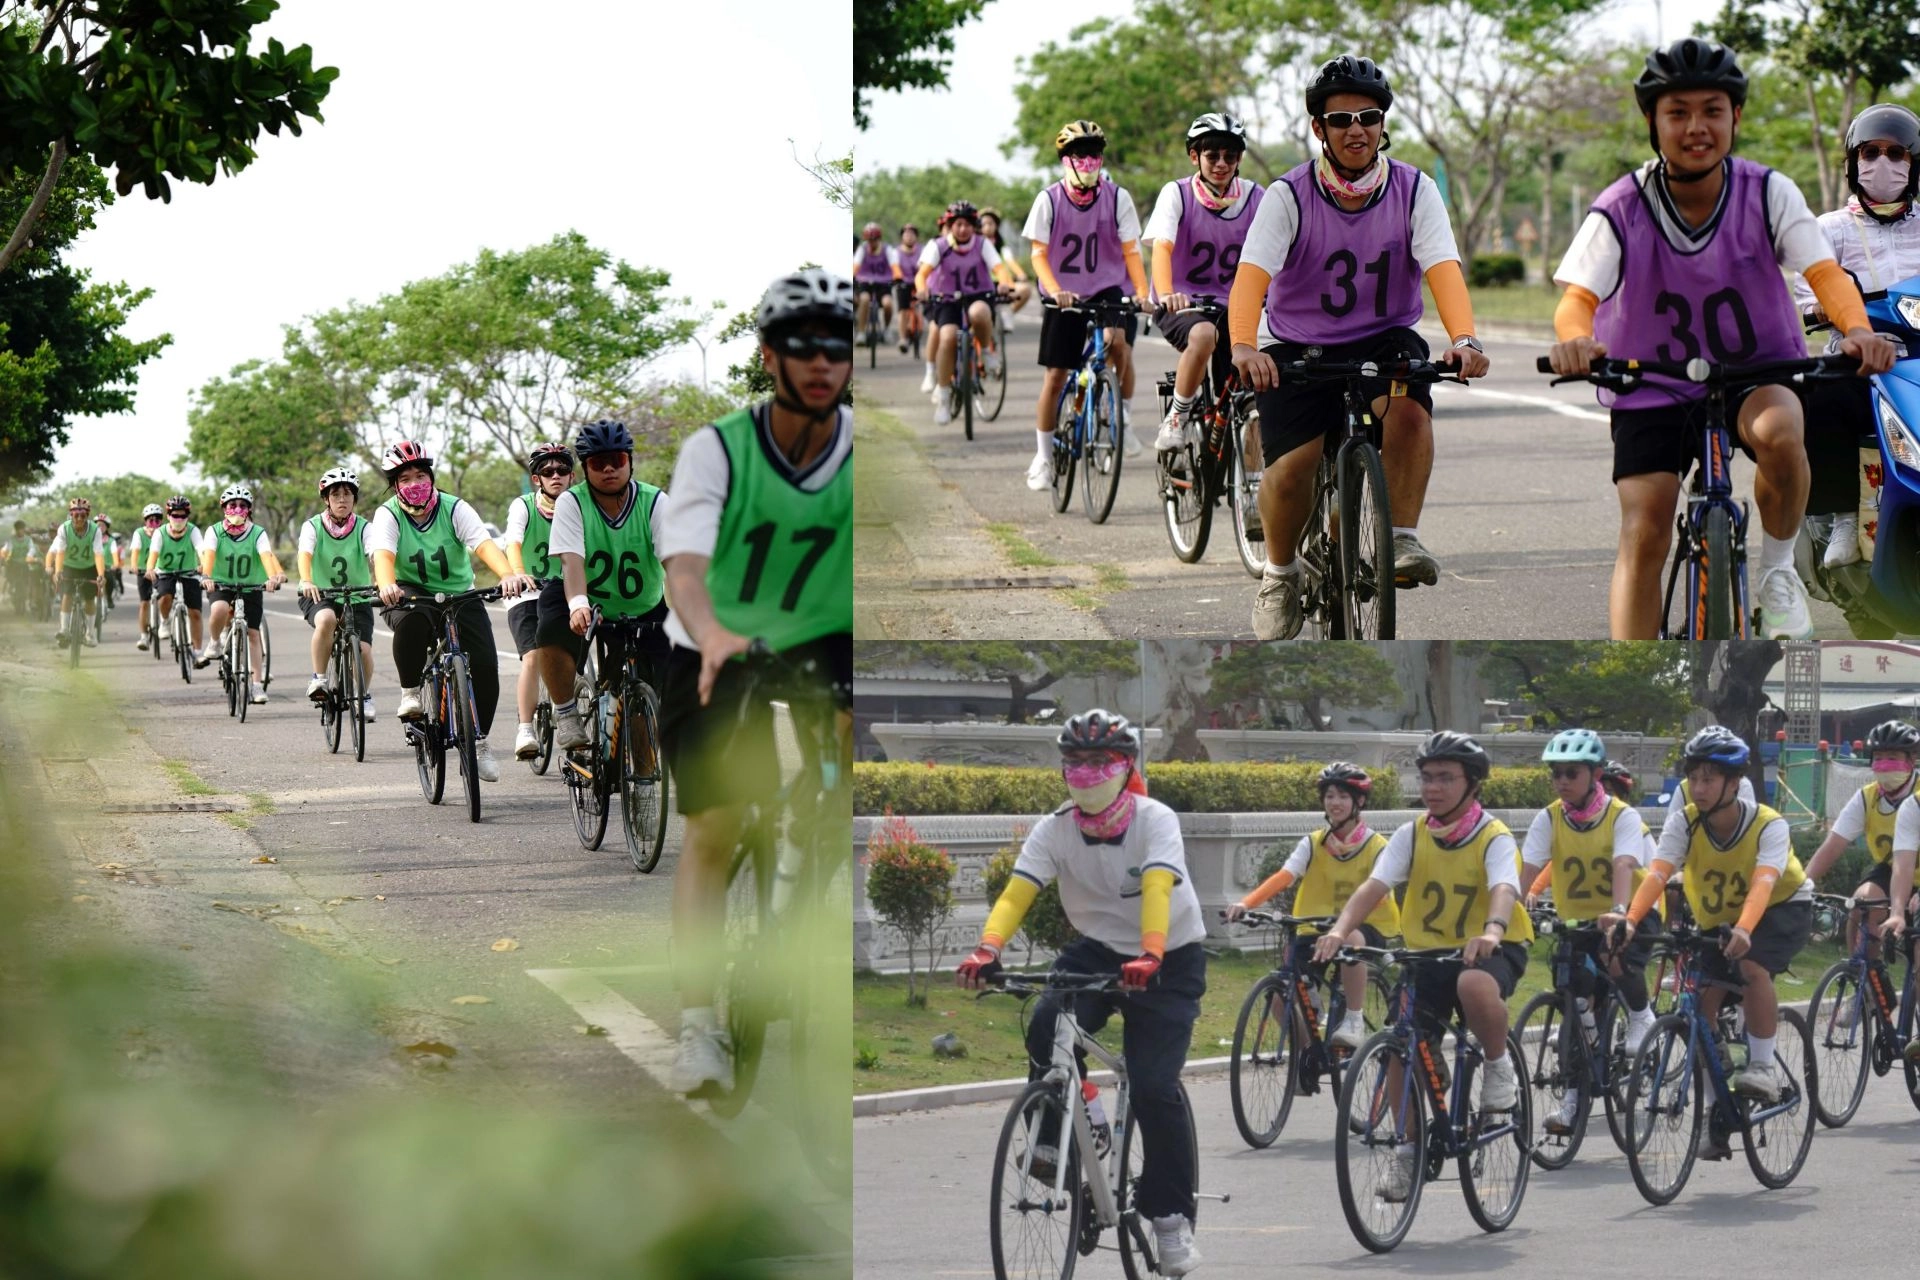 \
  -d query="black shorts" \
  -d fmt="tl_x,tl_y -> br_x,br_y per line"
894,281 -> 916,311
299,593 -> 375,643
154,572 -> 203,610
1155,306 -> 1236,393
1861,859 -> 1895,893
659,633 -> 850,815
1410,942 -> 1530,1036
928,299 -> 981,329
210,584 -> 264,628
60,571 -> 98,600
135,572 -> 153,602
1038,285 -> 1138,369
531,578 -> 586,661
508,595 -> 544,657
1253,326 -> 1433,468
1608,386 -> 1776,484
1701,898 -> 1812,980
